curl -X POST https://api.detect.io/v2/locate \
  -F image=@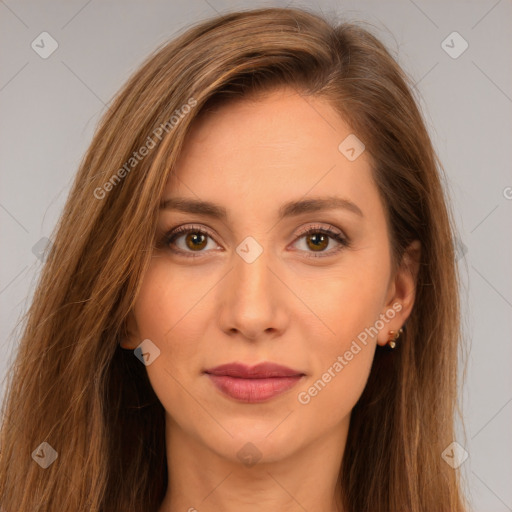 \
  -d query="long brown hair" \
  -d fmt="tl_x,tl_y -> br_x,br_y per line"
0,7 -> 468,511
